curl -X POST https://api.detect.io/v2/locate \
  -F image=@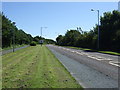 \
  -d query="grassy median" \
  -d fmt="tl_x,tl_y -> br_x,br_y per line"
2,45 -> 82,88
